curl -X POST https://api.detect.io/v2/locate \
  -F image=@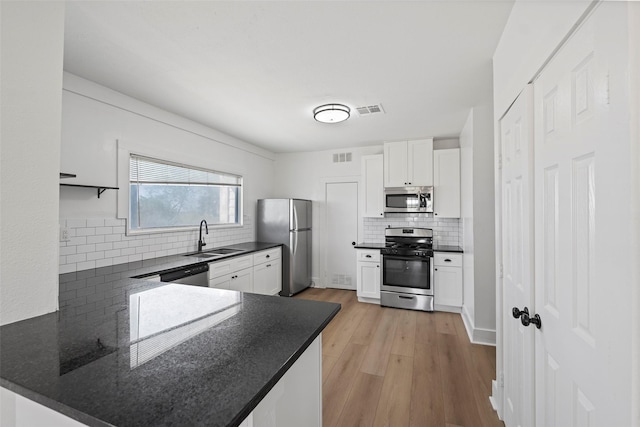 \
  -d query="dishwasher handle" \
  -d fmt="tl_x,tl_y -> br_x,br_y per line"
160,264 -> 209,282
